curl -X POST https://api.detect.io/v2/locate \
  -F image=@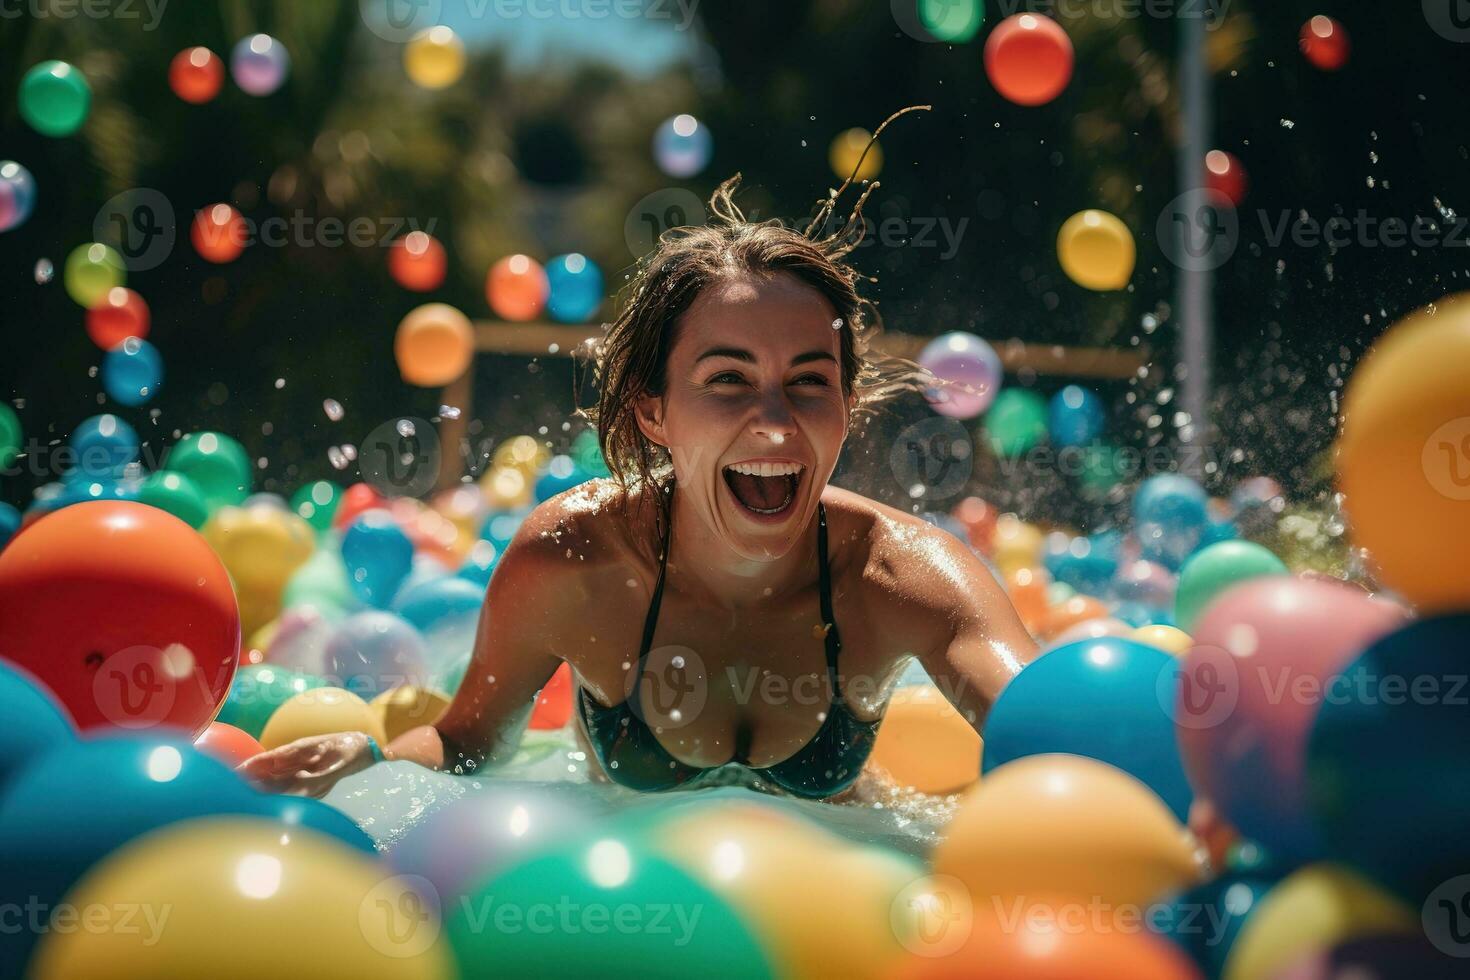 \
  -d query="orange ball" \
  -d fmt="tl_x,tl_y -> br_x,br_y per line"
333,482 -> 388,529
0,501 -> 240,737
1005,566 -> 1052,634
194,721 -> 263,766
870,683 -> 981,794
486,254 -> 549,321
892,908 -> 1203,980
86,287 -> 150,349
388,232 -> 447,292
984,14 -> 1075,107
952,496 -> 997,553
191,203 -> 246,263
1036,594 -> 1109,640
169,46 -> 224,104
395,302 -> 474,386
